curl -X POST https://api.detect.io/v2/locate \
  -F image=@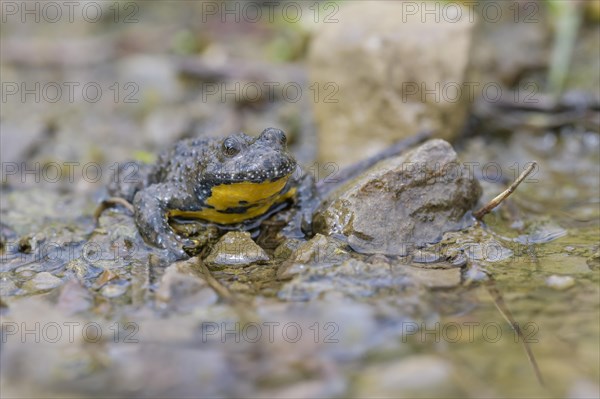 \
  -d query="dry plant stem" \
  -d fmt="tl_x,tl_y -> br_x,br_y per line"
94,197 -> 135,221
197,256 -> 235,303
196,256 -> 257,323
473,162 -> 537,220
